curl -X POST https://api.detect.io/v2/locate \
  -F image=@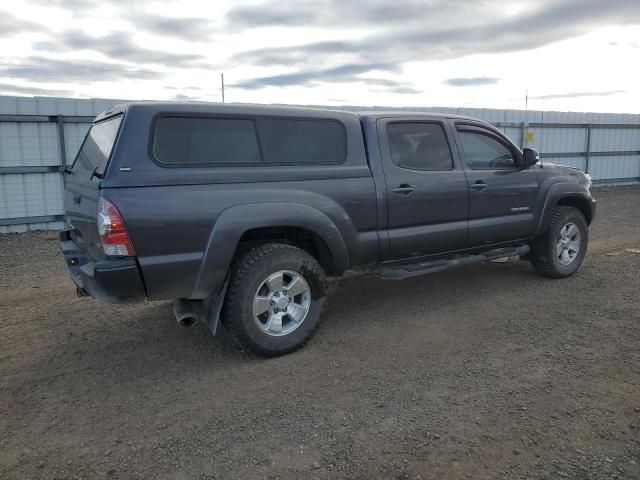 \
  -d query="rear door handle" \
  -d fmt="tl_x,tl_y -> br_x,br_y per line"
470,182 -> 488,190
392,184 -> 416,195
